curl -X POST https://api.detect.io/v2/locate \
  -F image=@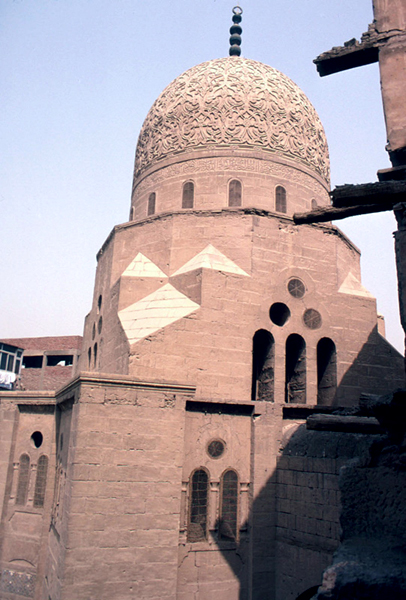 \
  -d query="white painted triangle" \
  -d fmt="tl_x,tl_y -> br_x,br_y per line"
118,283 -> 200,345
122,252 -> 167,278
172,244 -> 249,277
338,272 -> 373,298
